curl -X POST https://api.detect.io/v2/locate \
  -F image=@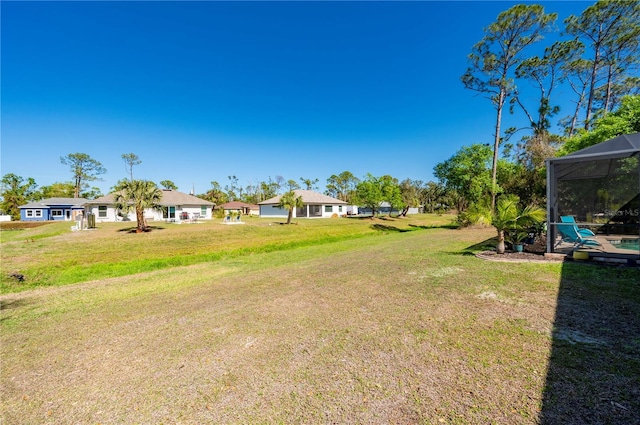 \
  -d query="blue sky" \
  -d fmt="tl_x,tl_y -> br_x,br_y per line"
2,1 -> 591,195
